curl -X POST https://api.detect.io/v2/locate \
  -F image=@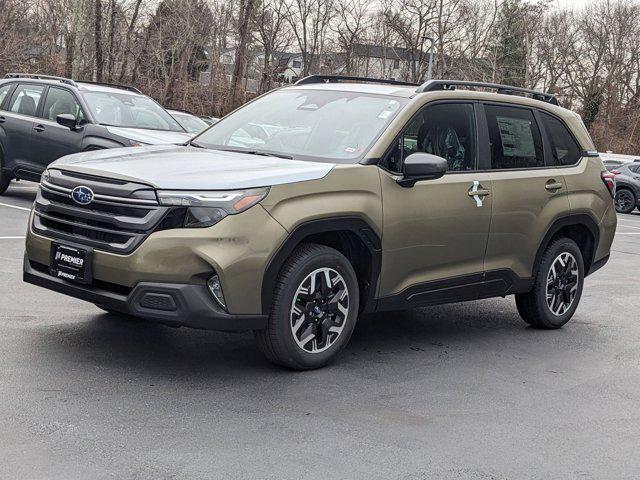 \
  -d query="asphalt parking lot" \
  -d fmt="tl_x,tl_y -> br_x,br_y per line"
1,180 -> 639,480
